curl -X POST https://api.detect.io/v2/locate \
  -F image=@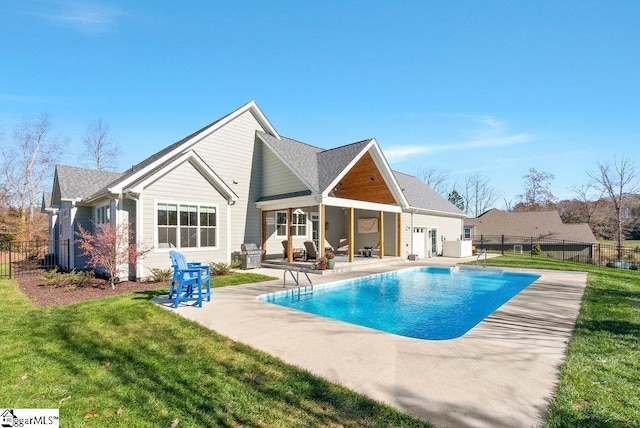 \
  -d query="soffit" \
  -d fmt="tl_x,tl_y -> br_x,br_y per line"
332,152 -> 397,204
